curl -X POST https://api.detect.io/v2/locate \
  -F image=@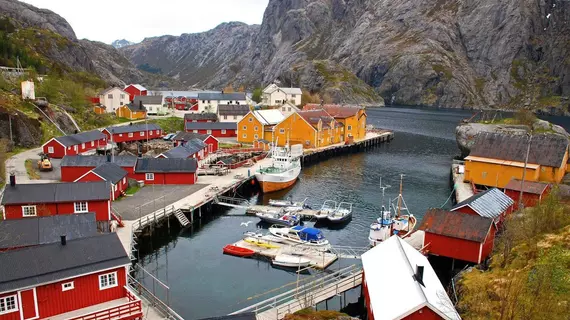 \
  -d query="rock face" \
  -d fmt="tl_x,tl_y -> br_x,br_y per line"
123,0 -> 569,108
111,39 -> 134,49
